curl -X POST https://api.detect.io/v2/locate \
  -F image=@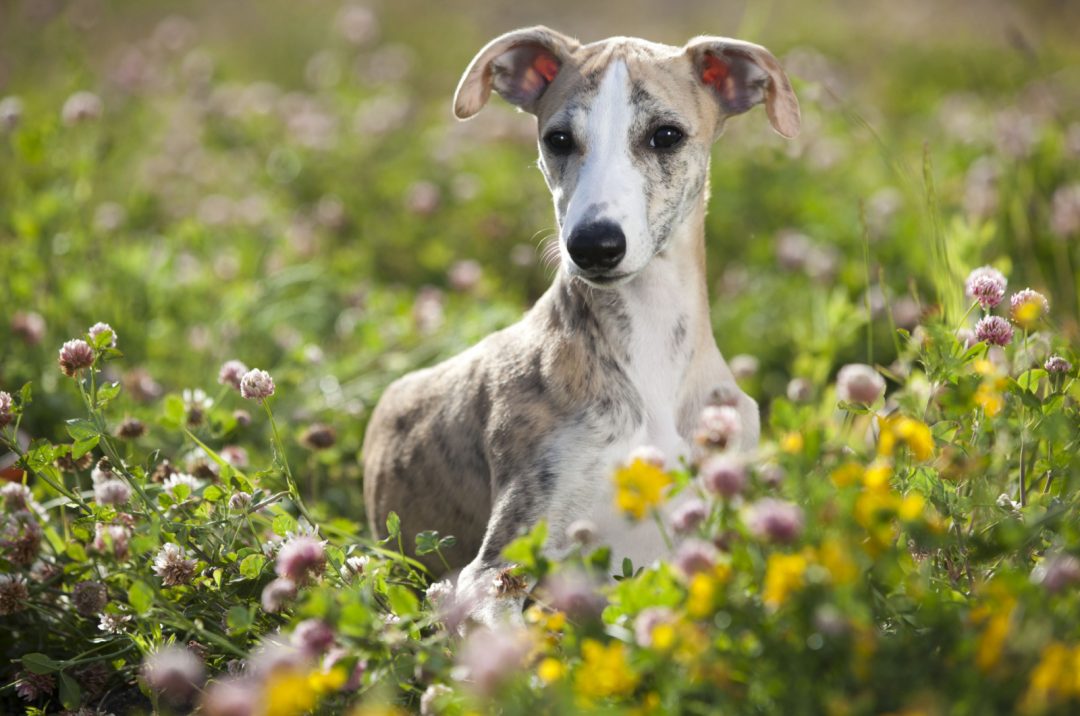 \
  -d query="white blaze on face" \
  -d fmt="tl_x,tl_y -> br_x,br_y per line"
561,60 -> 652,276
